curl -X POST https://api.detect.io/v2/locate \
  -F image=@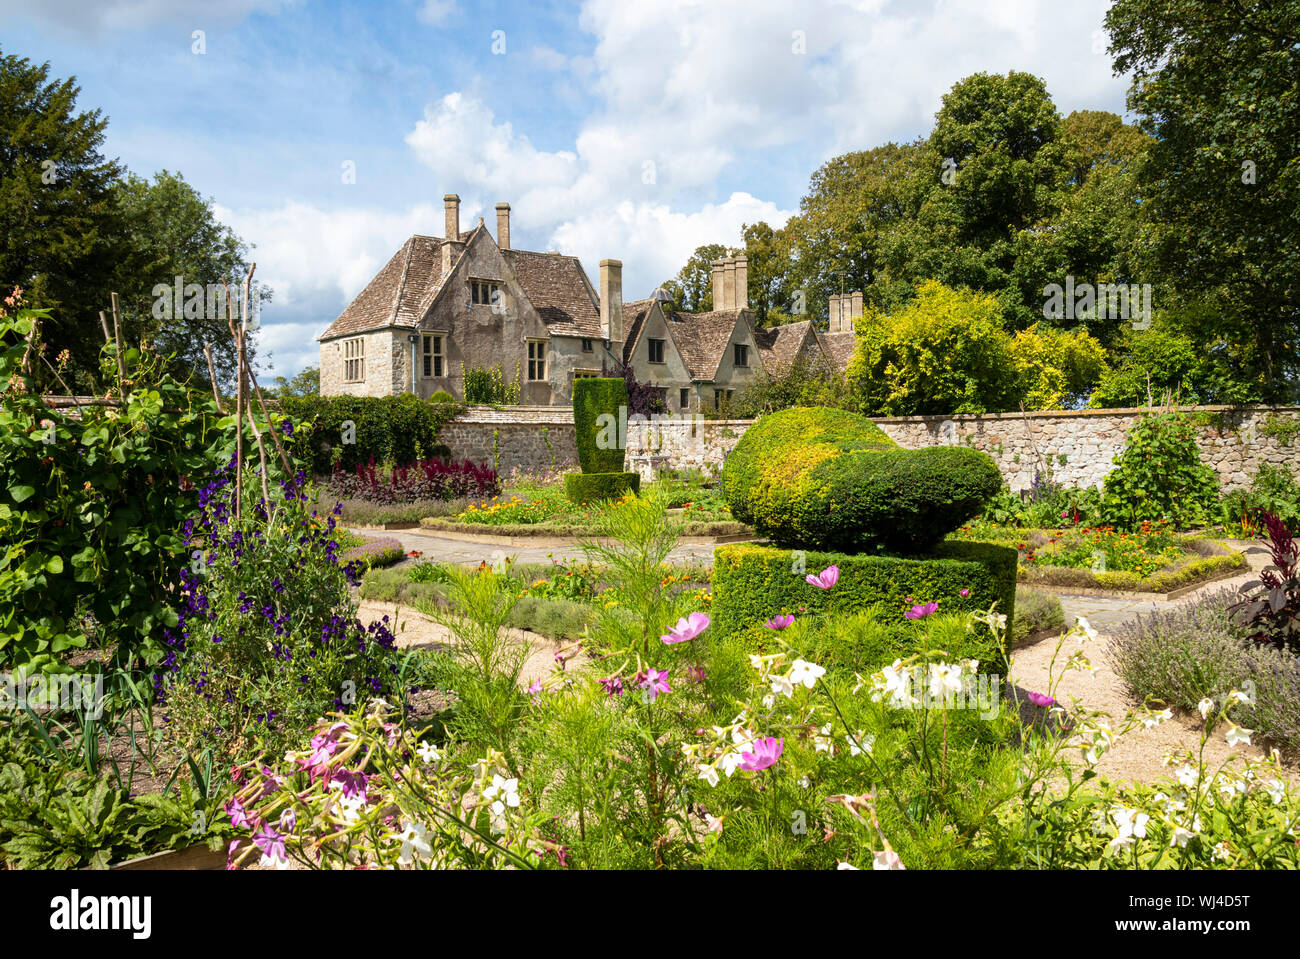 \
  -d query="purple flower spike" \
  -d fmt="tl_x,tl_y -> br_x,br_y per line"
661,611 -> 710,645
806,566 -> 839,589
